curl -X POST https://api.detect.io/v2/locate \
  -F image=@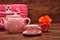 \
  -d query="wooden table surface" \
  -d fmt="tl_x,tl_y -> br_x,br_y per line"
0,23 -> 60,40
